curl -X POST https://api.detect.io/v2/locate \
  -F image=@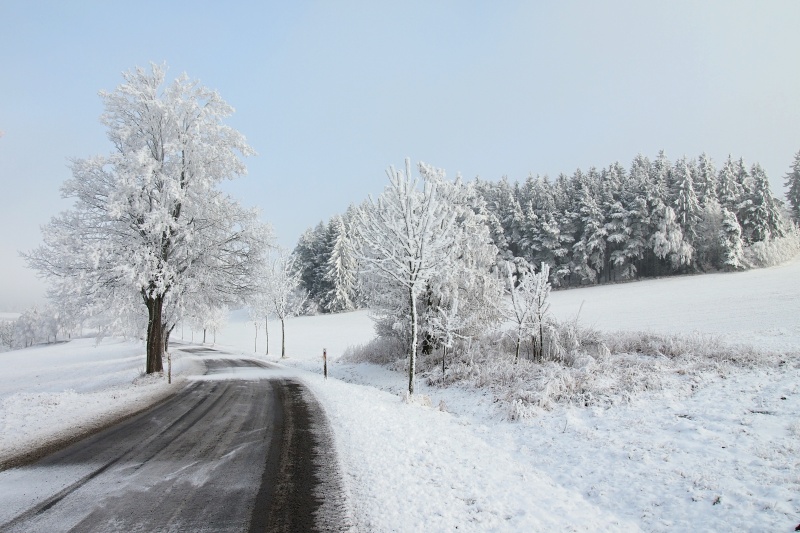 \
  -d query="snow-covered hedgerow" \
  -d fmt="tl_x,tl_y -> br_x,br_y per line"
342,315 -> 793,420
743,224 -> 800,268
440,337 -> 787,420
341,336 -> 407,366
